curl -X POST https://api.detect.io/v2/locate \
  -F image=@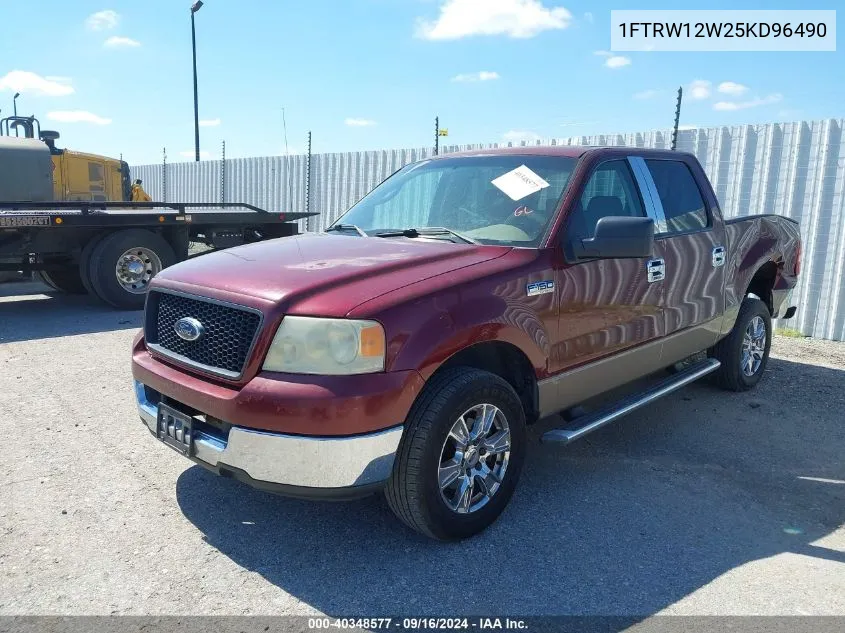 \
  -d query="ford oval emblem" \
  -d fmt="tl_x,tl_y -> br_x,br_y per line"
174,317 -> 205,342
